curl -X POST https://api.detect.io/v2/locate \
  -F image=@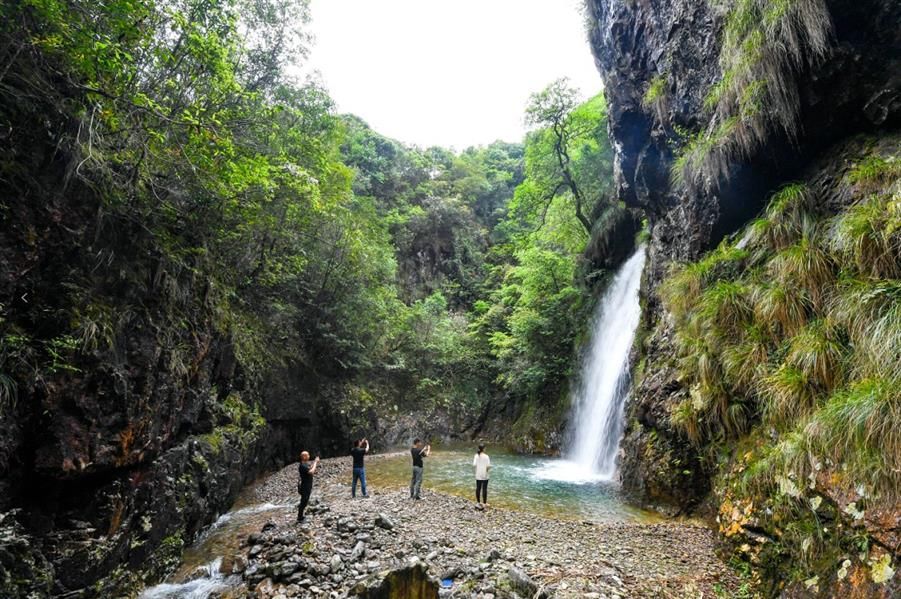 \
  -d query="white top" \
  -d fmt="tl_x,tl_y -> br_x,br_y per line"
473,453 -> 491,480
